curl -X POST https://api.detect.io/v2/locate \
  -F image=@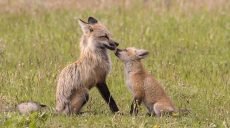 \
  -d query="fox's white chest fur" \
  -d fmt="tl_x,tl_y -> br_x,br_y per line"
124,65 -> 135,96
125,71 -> 132,91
